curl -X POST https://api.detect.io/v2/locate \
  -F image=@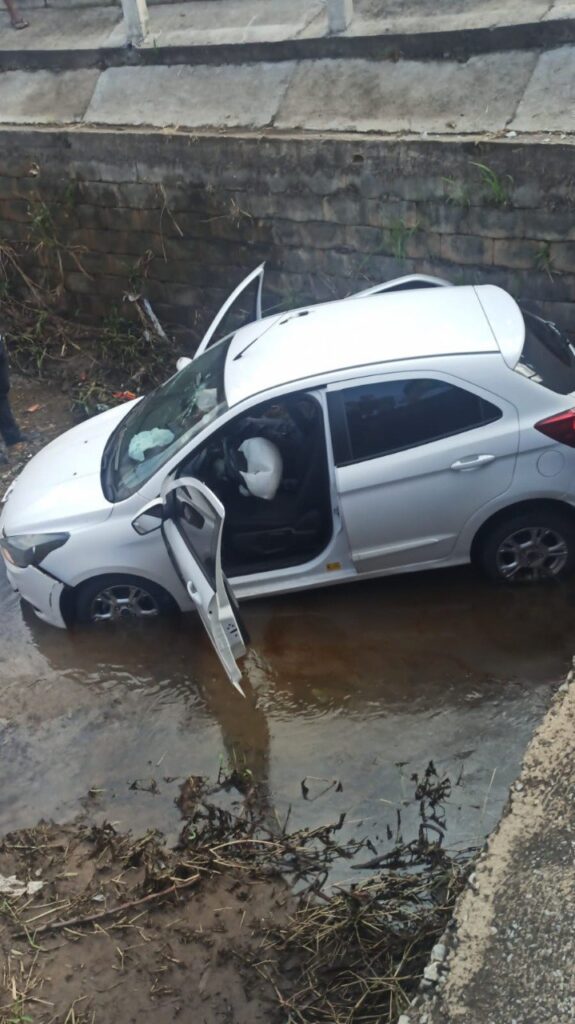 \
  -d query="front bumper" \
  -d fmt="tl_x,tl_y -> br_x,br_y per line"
1,558 -> 67,629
